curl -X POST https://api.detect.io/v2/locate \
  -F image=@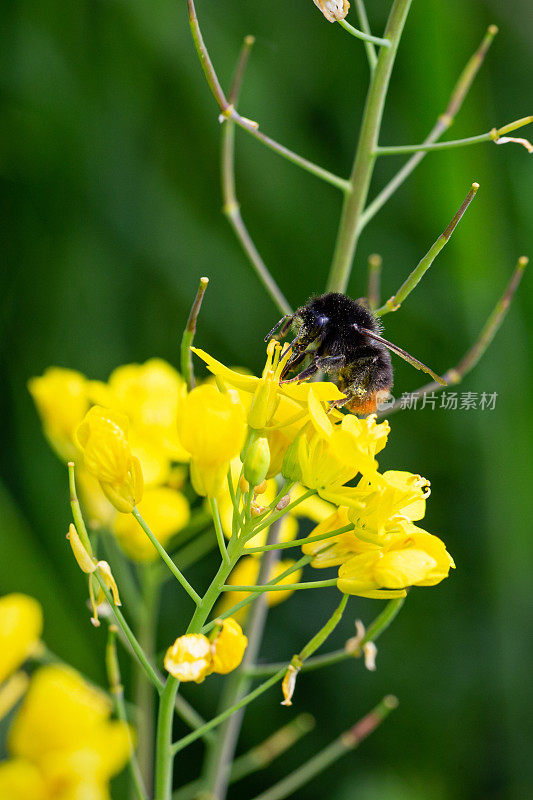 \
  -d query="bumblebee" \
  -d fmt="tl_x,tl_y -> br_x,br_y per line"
265,292 -> 445,416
